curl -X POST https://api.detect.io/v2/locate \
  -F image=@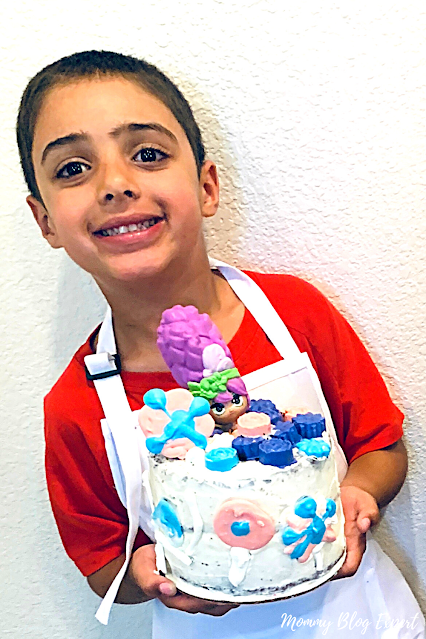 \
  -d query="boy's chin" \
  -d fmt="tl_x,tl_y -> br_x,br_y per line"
92,253 -> 180,287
